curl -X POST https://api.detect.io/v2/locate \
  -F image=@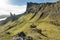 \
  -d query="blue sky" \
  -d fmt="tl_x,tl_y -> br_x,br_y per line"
0,0 -> 59,15
9,0 -> 58,6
